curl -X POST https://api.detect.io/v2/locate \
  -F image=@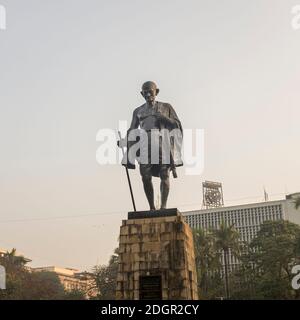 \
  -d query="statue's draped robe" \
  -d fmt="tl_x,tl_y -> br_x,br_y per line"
121,101 -> 183,177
